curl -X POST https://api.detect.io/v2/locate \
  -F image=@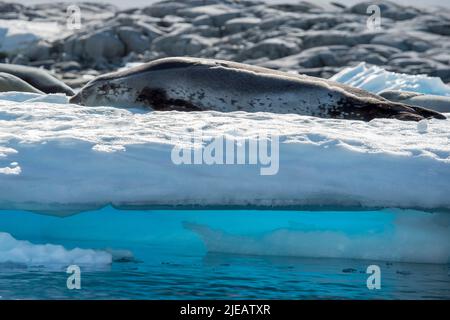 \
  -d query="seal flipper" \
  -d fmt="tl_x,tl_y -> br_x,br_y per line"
406,104 -> 447,120
392,112 -> 424,121
380,100 -> 446,121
